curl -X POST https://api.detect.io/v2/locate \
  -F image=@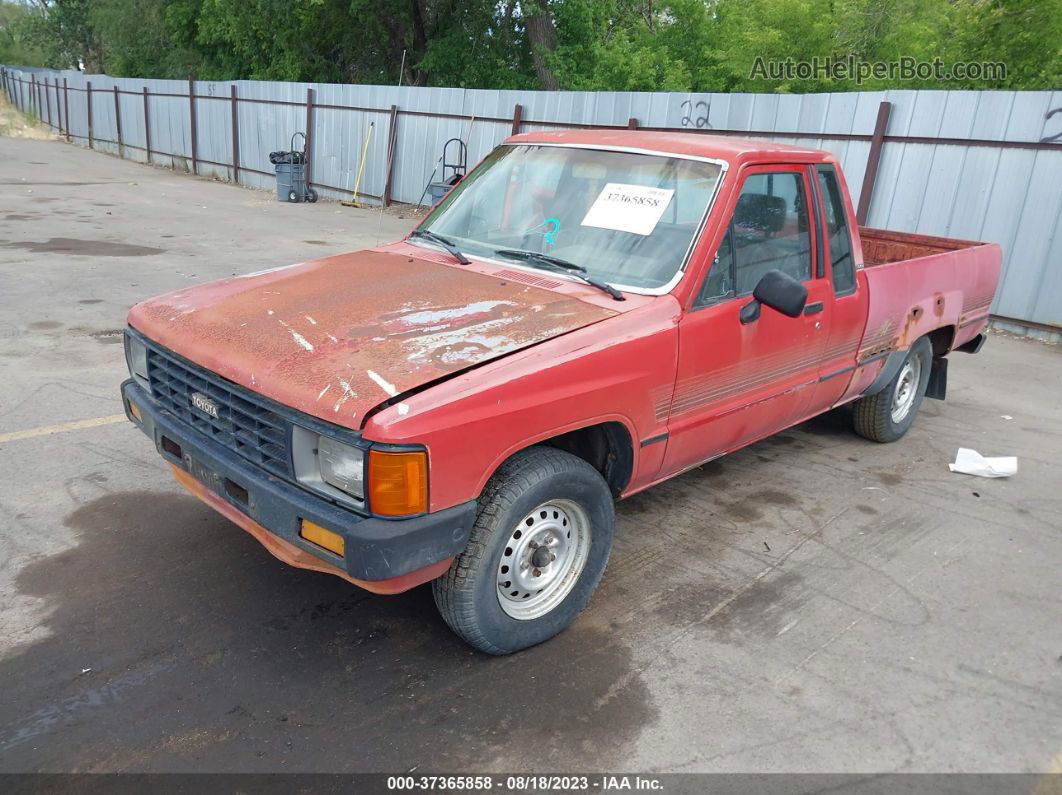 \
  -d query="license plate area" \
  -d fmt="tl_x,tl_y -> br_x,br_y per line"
185,453 -> 223,496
